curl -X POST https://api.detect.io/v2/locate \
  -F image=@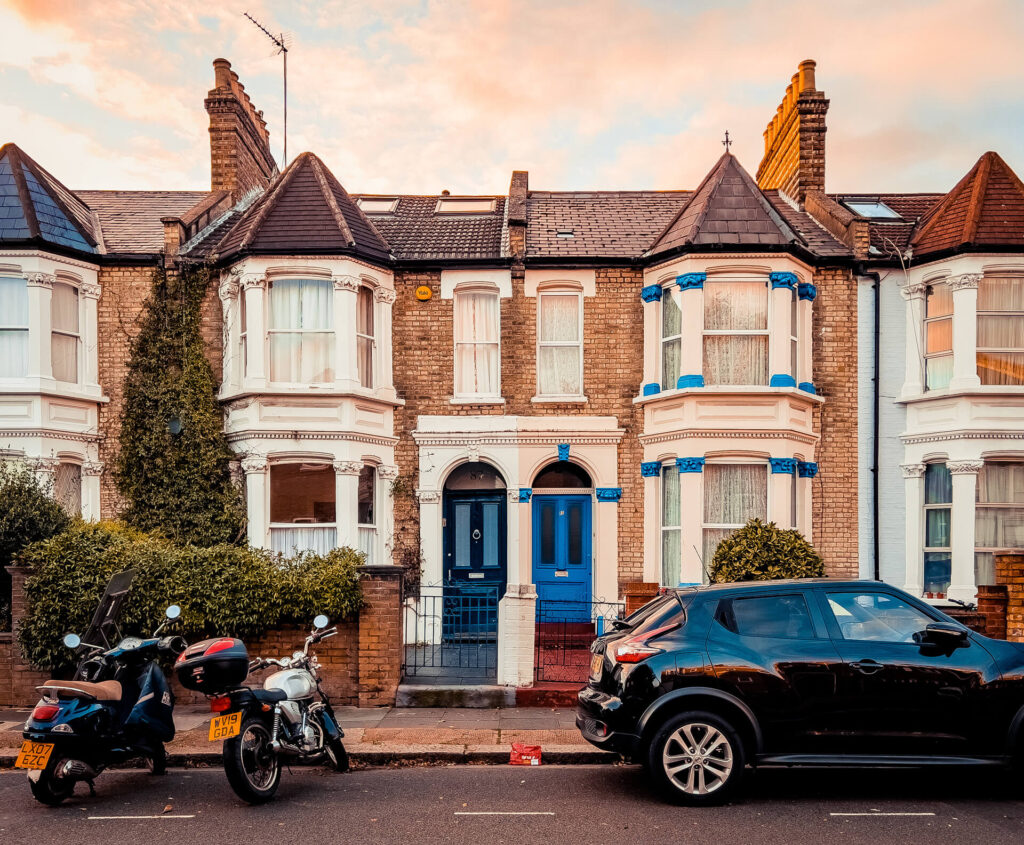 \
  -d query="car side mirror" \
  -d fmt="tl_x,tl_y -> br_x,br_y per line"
919,622 -> 969,649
